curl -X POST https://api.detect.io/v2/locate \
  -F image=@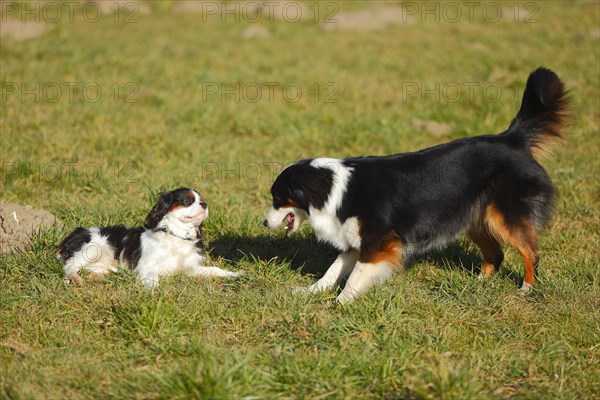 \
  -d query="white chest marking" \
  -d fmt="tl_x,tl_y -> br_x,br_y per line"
309,214 -> 361,251
306,158 -> 359,251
